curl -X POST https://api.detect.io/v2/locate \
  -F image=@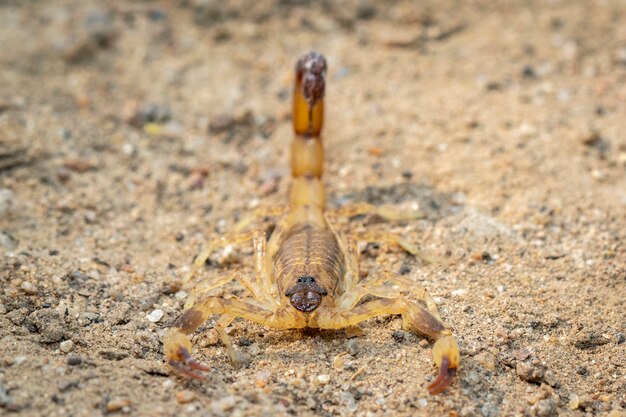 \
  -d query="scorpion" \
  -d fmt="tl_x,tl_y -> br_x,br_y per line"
164,51 -> 460,395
